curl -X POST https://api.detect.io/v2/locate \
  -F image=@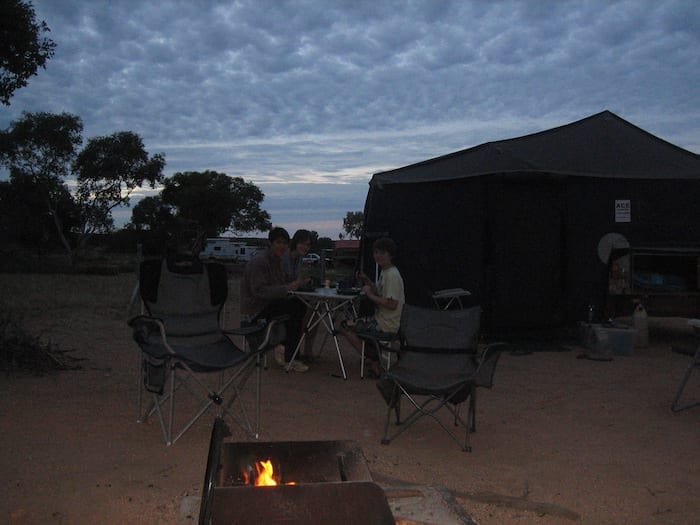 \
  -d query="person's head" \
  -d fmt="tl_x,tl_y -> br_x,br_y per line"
268,227 -> 290,257
290,229 -> 312,255
372,237 -> 397,268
